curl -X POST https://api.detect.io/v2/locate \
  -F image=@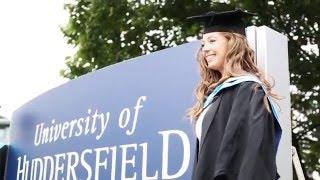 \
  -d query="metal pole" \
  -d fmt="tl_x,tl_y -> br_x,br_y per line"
292,146 -> 305,180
